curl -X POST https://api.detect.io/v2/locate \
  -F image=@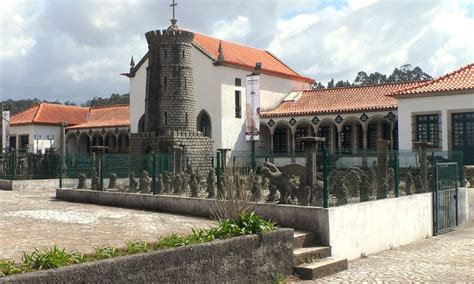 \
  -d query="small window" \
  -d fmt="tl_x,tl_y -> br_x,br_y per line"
182,50 -> 185,58
19,135 -> 29,150
295,127 -> 308,152
184,77 -> 187,88
164,77 -> 167,88
185,112 -> 188,125
164,49 -> 168,57
9,136 -> 16,150
235,78 -> 241,86
416,114 -> 440,147
164,112 -> 168,125
235,91 -> 241,118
